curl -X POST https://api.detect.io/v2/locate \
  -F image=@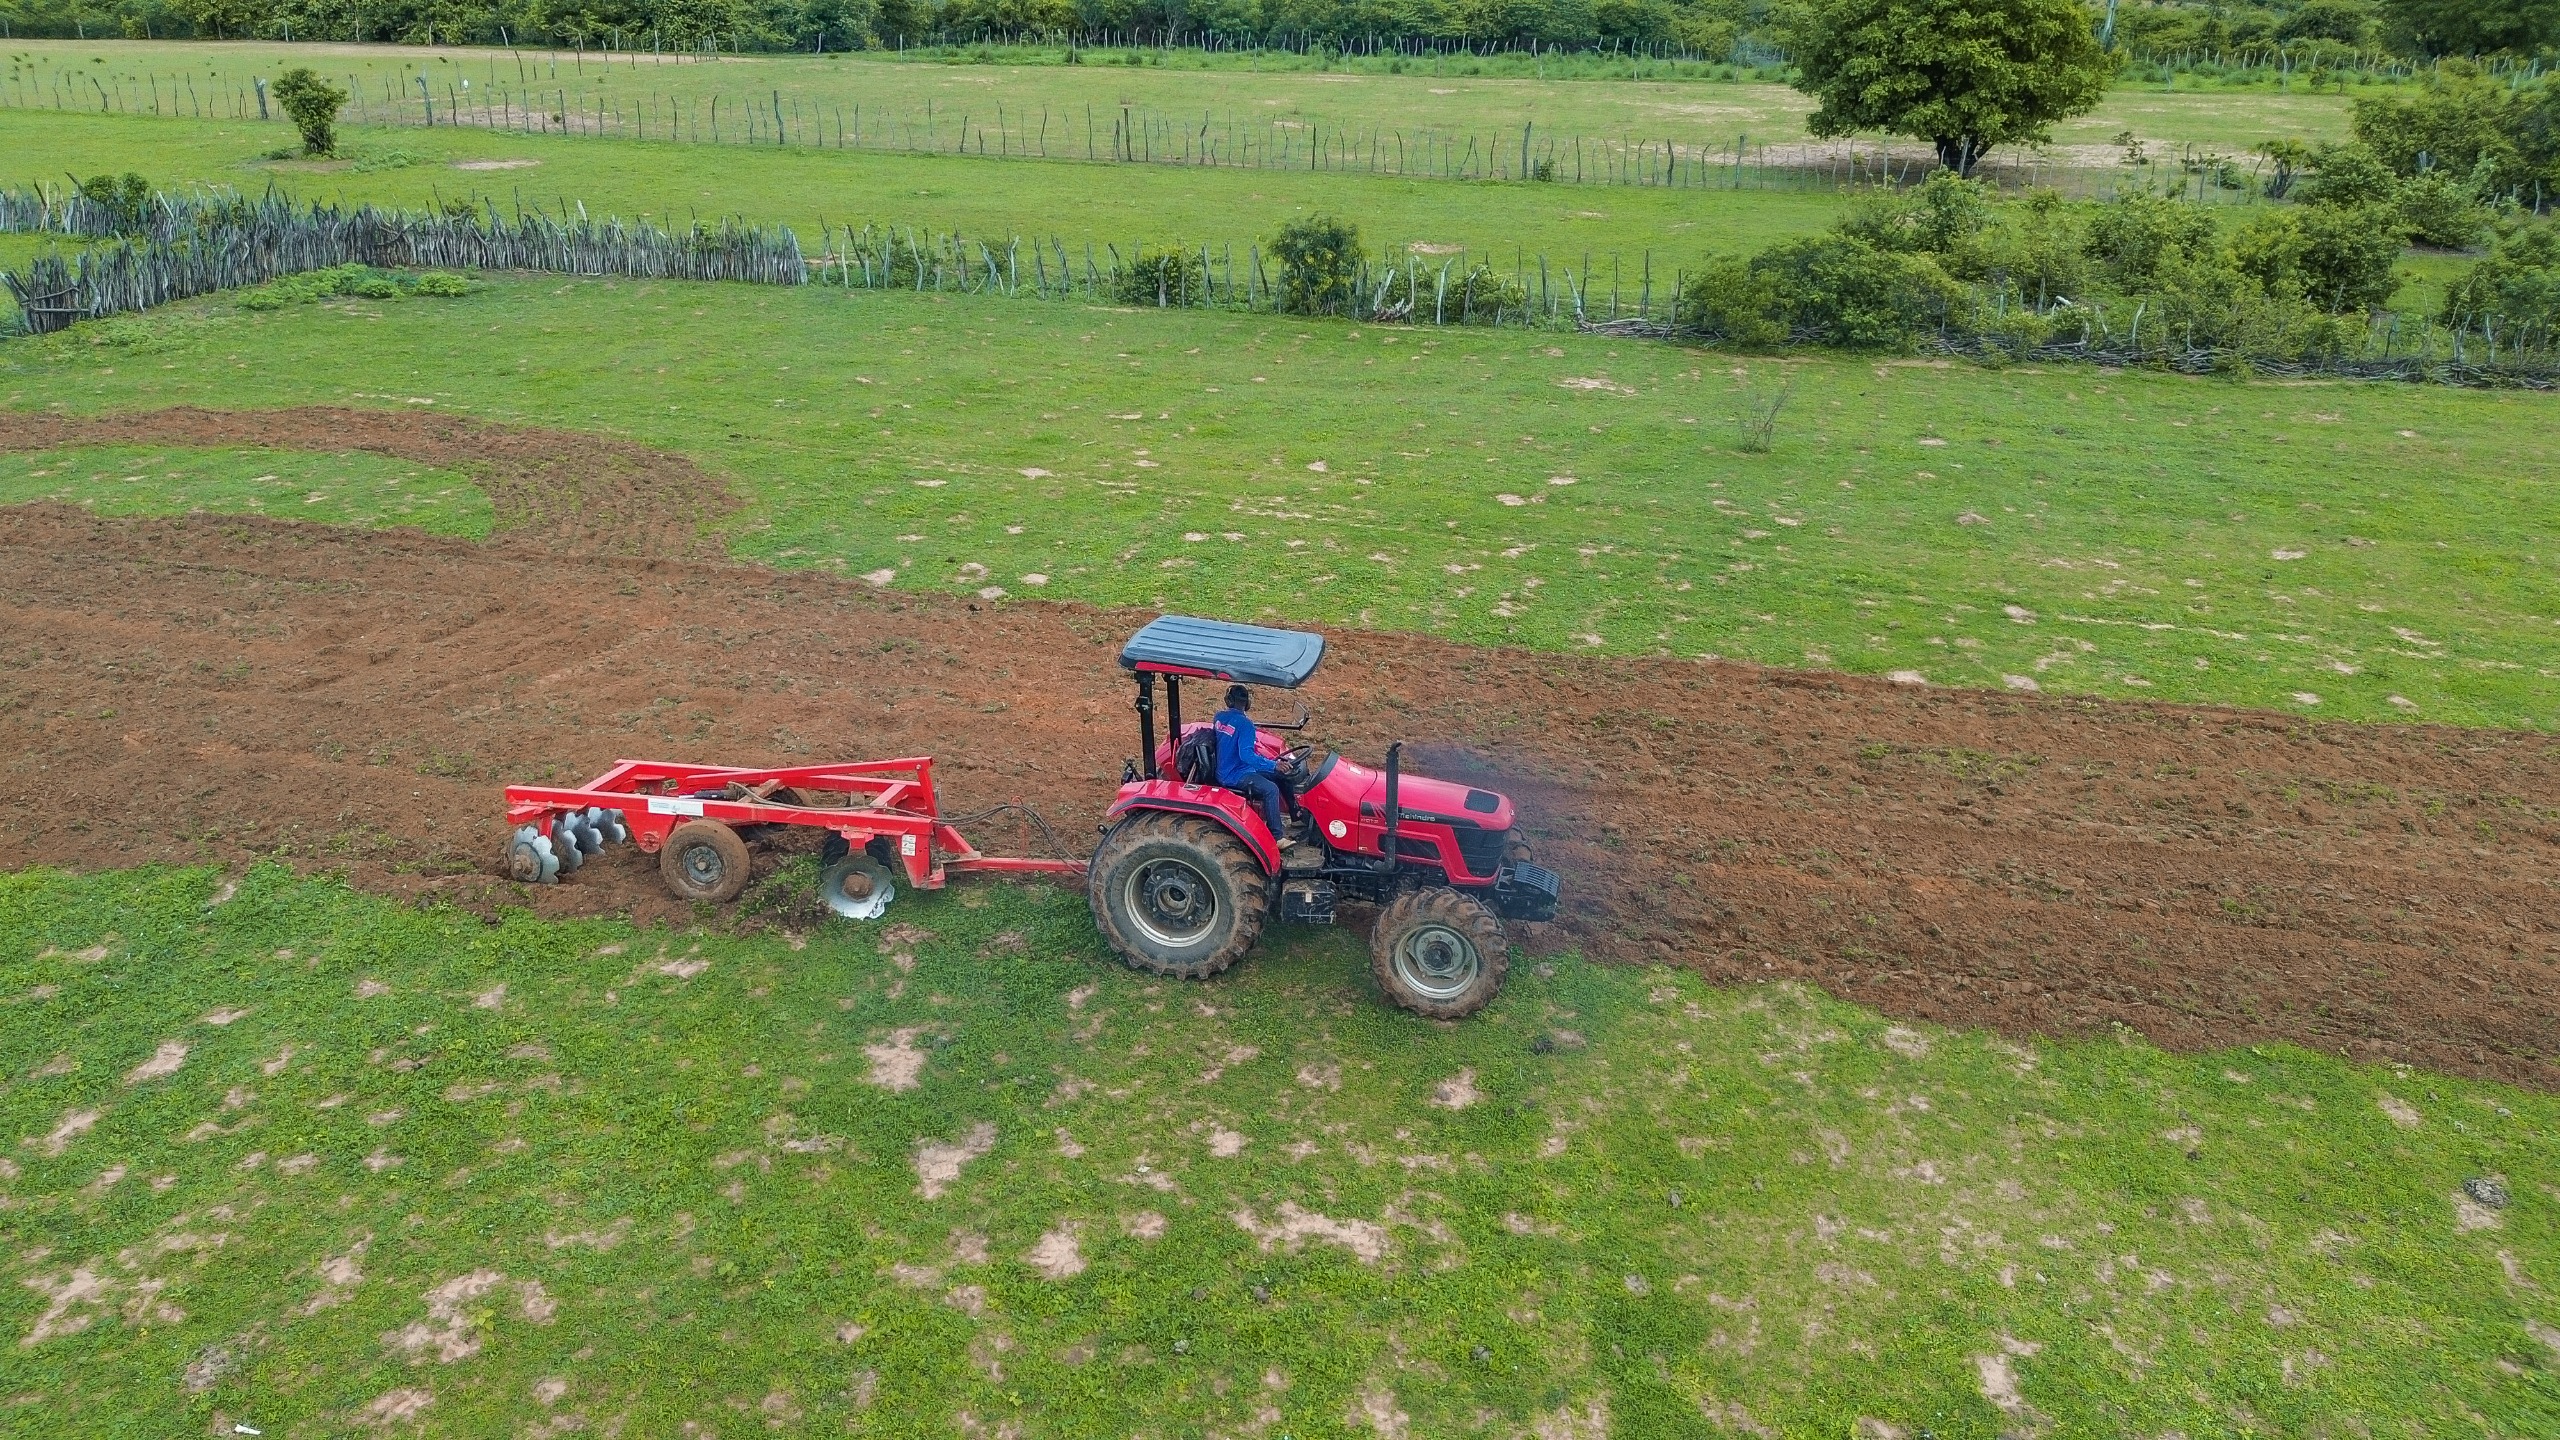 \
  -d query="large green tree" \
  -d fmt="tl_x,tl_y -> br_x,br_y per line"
1783,0 -> 2115,176
2380,0 -> 2560,55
